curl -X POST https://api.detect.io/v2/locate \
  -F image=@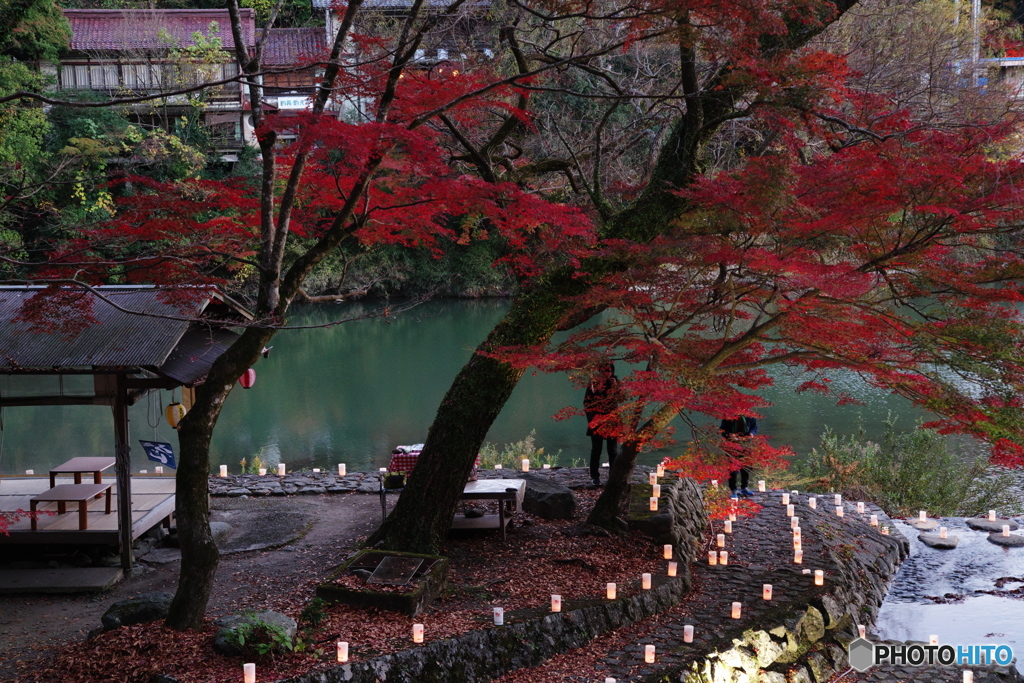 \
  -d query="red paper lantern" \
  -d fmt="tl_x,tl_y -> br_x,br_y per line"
239,368 -> 256,388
